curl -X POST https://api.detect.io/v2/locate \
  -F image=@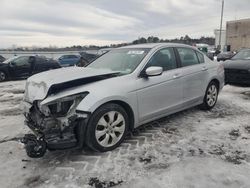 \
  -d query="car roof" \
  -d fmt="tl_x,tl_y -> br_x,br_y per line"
239,48 -> 250,51
119,43 -> 195,49
61,54 -> 79,56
